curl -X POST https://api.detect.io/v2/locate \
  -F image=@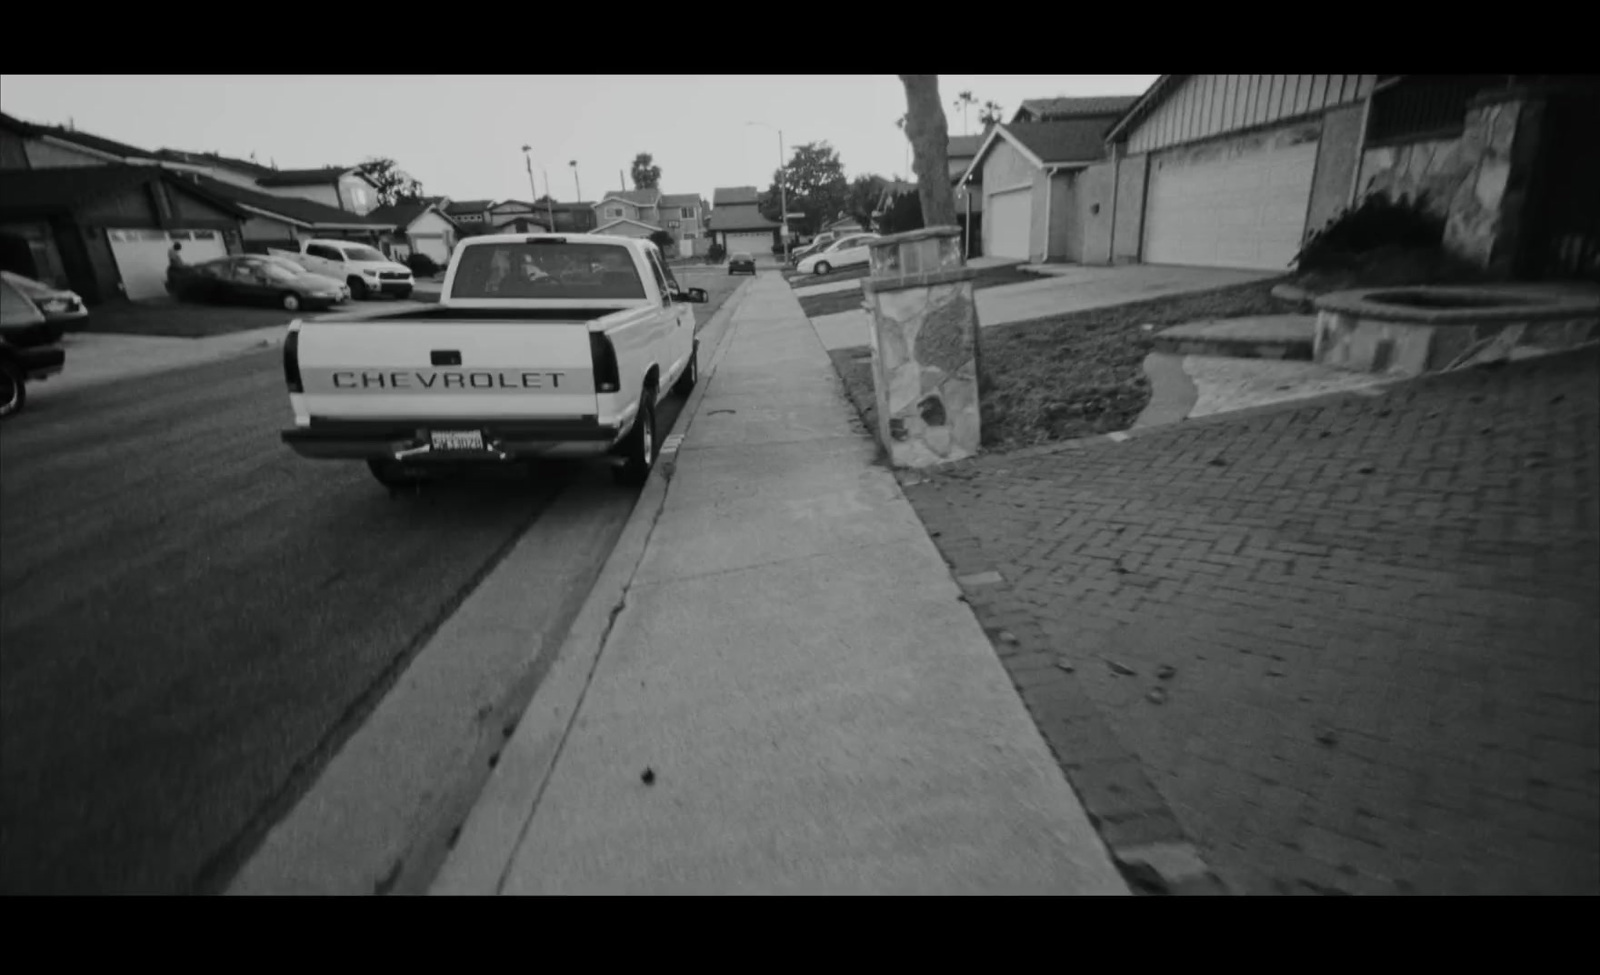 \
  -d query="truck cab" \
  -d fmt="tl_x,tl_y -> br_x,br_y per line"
280,234 -> 708,489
